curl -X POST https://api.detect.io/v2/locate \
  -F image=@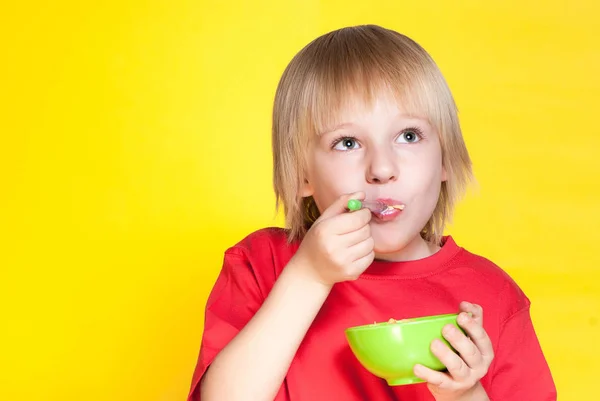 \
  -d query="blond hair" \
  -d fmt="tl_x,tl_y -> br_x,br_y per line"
272,25 -> 473,245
